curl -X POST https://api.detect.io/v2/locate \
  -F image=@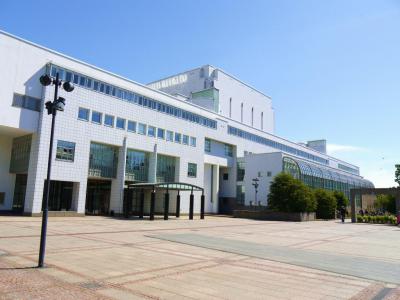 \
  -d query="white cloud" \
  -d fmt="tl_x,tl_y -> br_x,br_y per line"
326,143 -> 367,155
